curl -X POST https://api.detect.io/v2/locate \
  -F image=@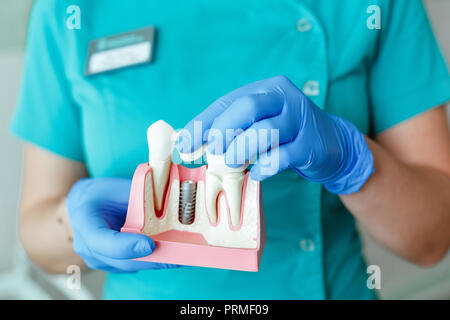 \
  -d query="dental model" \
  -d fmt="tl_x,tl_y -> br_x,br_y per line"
121,120 -> 266,272
147,120 -> 174,212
